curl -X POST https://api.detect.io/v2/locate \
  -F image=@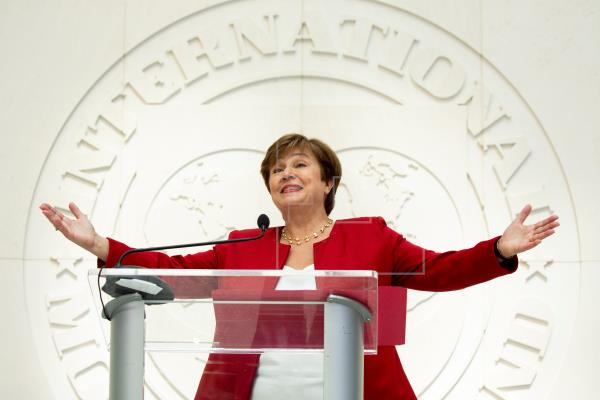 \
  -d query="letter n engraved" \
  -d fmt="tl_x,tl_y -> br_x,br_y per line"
231,15 -> 278,61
